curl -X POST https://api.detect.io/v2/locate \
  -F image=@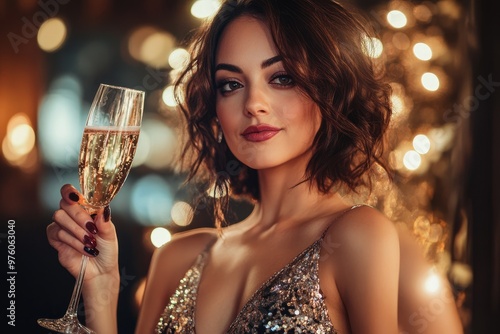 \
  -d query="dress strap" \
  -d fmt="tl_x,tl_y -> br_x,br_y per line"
320,204 -> 365,239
